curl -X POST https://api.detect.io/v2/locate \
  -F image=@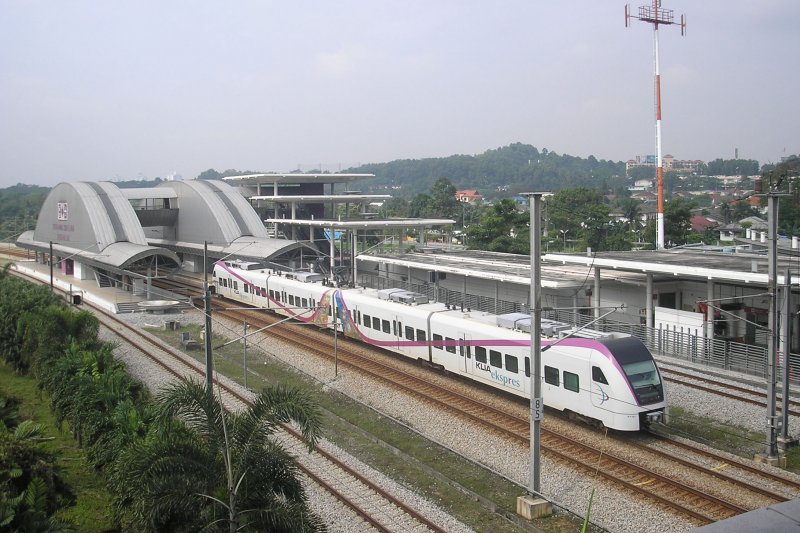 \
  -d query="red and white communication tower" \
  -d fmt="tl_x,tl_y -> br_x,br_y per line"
626,1 -> 686,250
